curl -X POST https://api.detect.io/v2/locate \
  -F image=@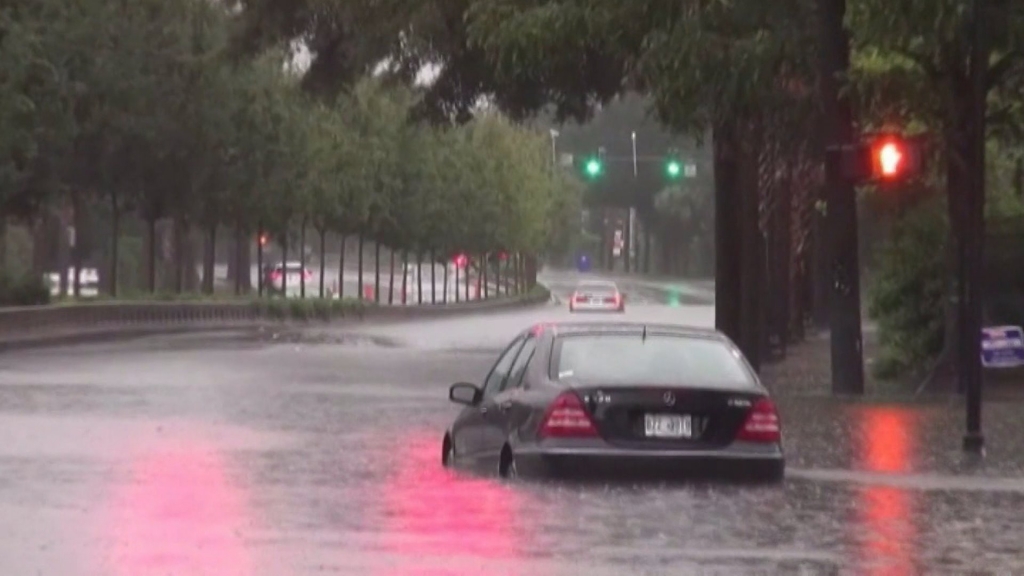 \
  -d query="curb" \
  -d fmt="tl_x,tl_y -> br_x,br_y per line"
0,286 -> 551,353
